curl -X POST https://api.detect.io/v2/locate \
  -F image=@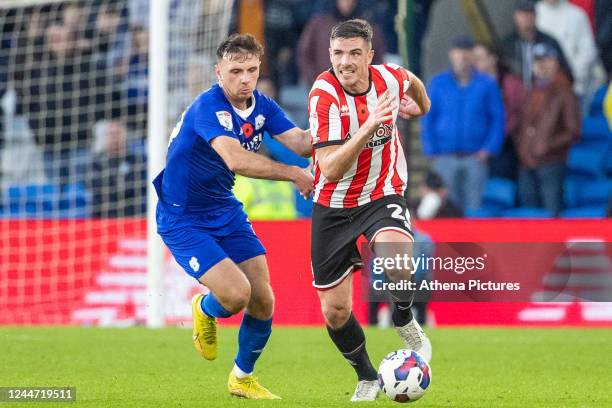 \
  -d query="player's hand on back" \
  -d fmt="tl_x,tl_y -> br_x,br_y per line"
362,90 -> 396,137
398,95 -> 423,120
291,164 -> 314,200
